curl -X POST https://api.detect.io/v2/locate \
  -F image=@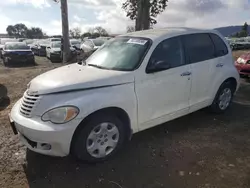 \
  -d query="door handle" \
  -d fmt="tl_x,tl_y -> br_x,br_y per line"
216,63 -> 224,67
181,71 -> 192,76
